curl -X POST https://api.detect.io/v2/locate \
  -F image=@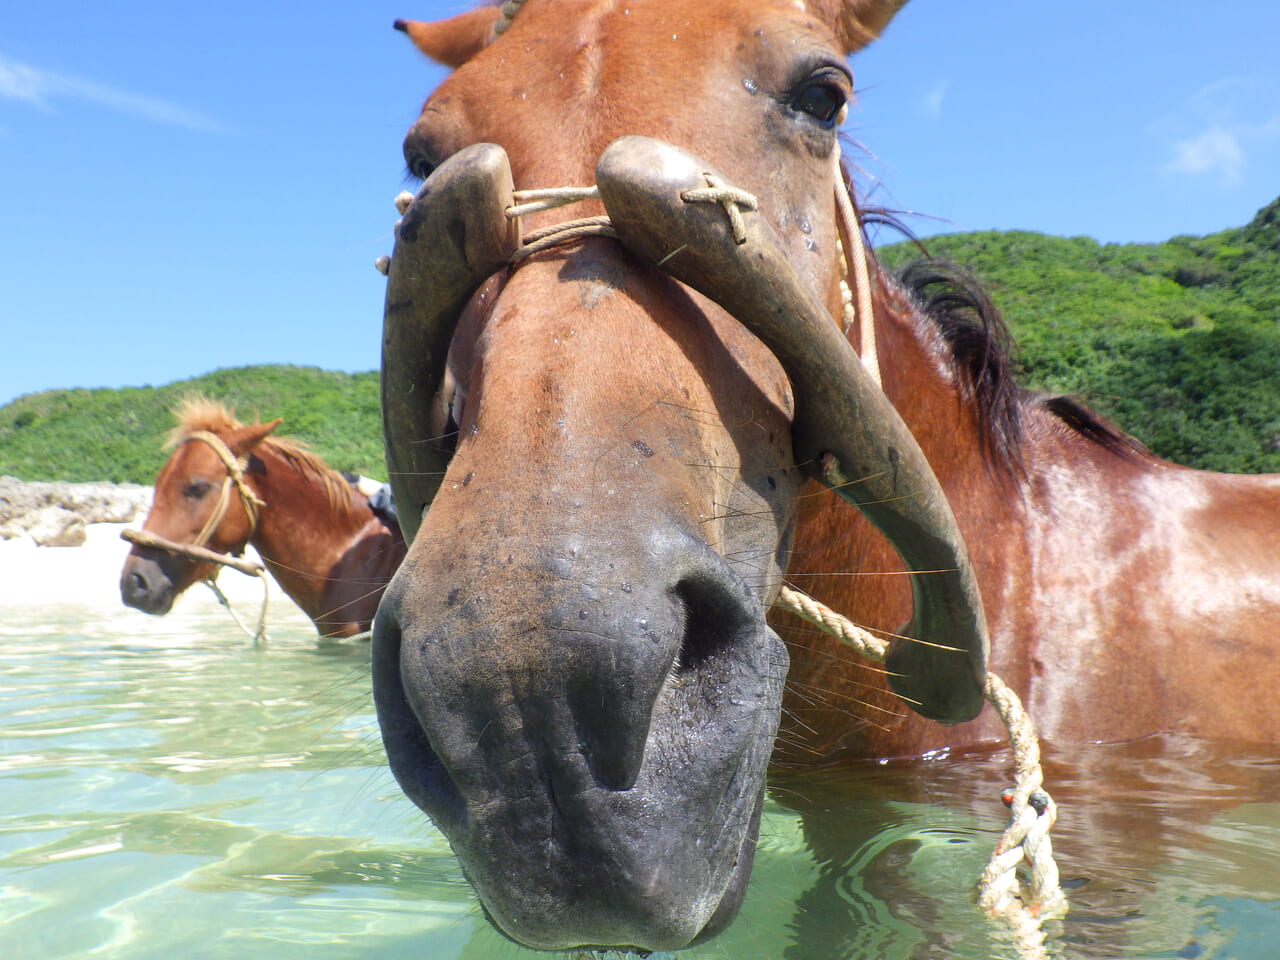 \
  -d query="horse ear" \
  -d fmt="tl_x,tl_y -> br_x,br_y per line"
227,418 -> 283,456
814,0 -> 909,52
394,9 -> 502,69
